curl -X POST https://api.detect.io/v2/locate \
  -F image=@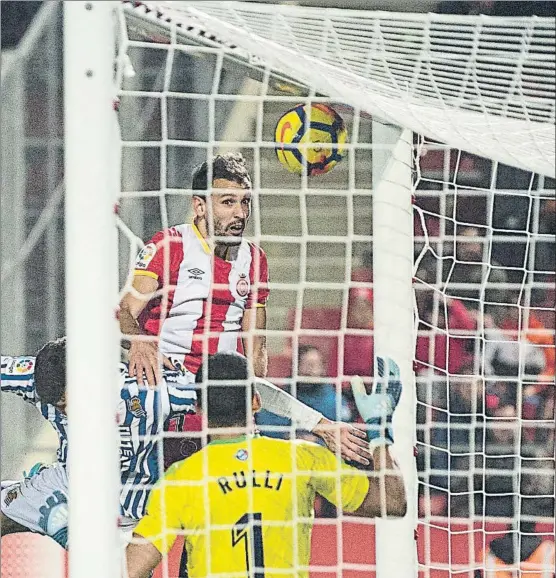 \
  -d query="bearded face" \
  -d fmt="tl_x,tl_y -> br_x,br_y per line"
199,179 -> 251,246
